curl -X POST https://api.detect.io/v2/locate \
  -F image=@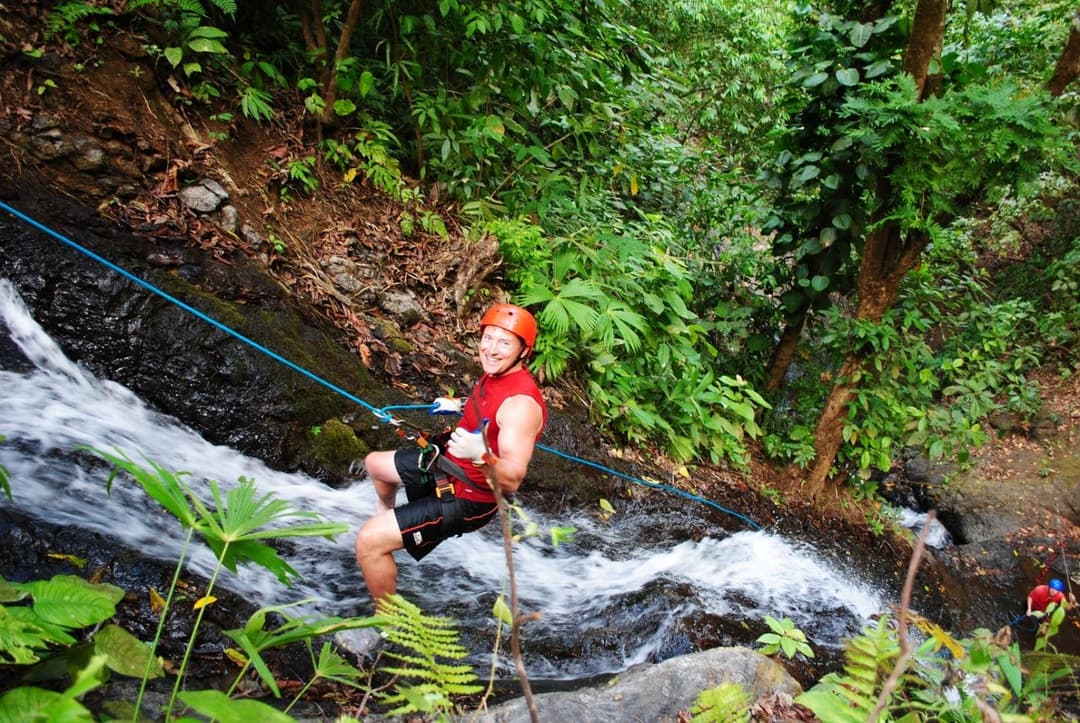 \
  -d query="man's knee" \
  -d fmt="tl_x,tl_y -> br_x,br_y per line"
356,514 -> 397,560
355,520 -> 377,561
364,449 -> 394,478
